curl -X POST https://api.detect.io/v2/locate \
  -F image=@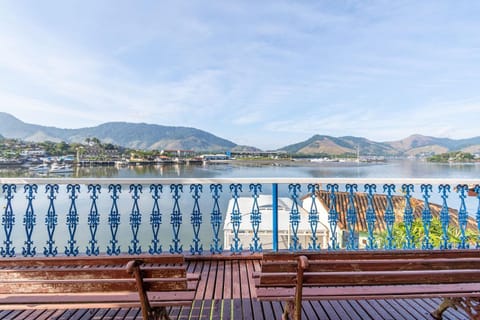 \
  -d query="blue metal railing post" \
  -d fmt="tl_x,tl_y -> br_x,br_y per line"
272,183 -> 278,252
